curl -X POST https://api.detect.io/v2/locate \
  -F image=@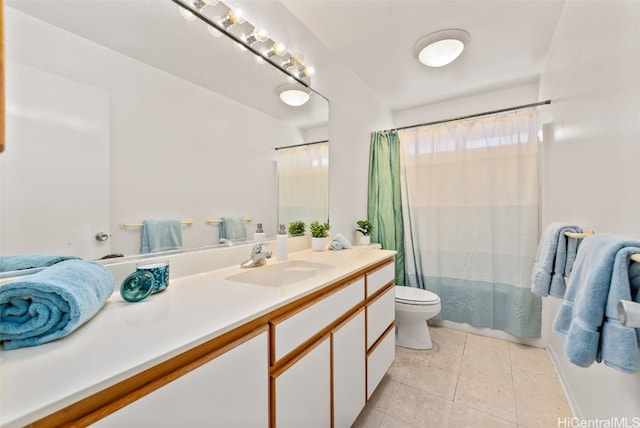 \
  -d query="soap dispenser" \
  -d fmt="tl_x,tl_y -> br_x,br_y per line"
276,224 -> 288,261
254,223 -> 266,243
